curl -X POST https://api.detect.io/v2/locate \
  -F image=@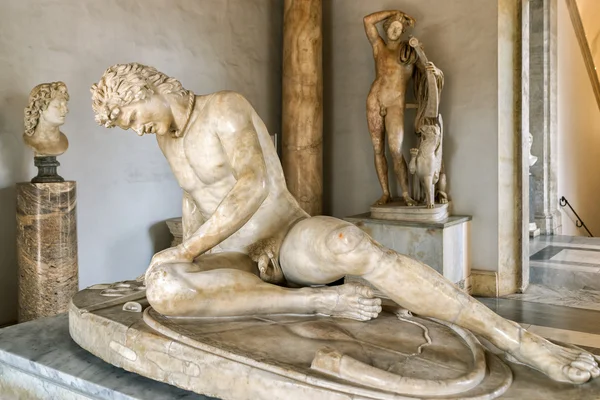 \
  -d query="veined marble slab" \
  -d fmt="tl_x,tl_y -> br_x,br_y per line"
0,314 -> 209,400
